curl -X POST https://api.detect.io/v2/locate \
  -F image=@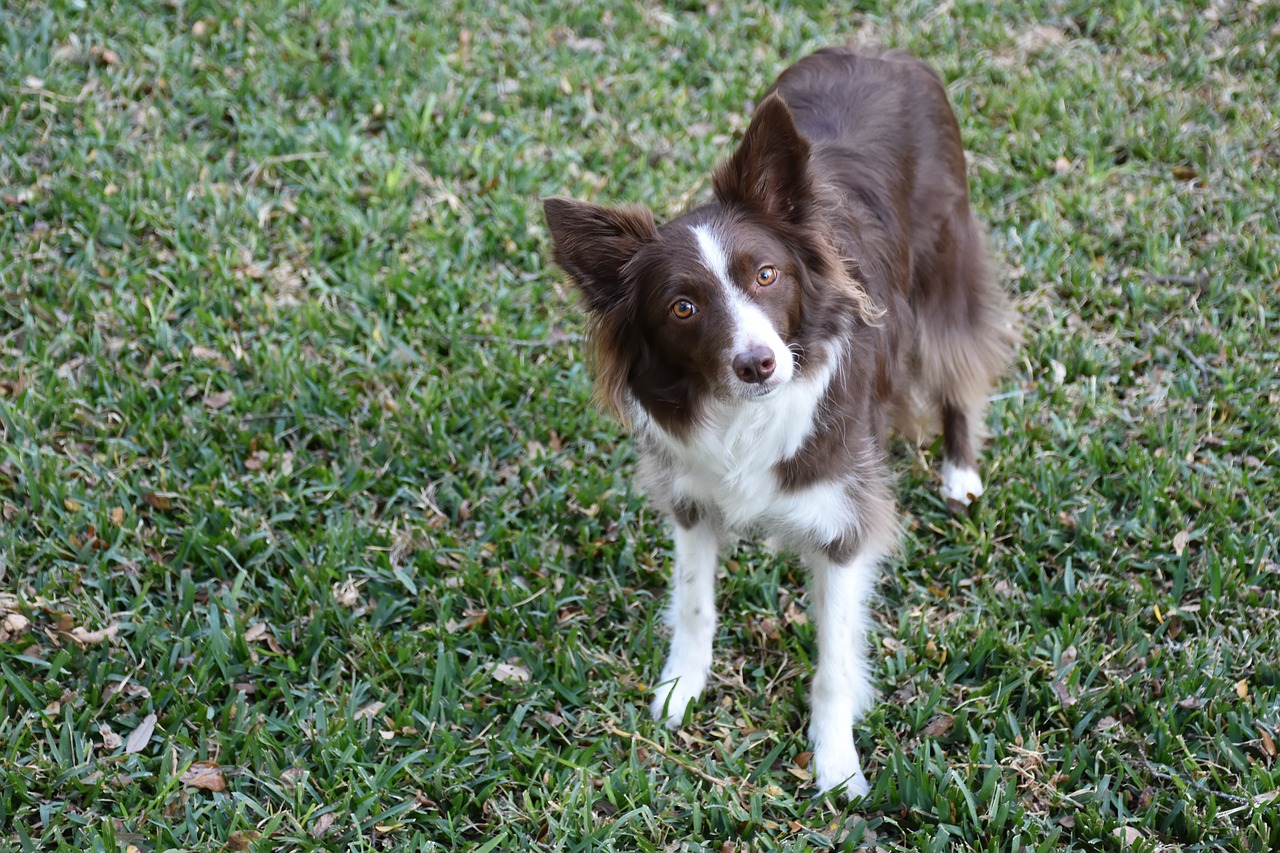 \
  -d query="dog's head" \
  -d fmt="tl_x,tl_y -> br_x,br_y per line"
545,95 -> 859,433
